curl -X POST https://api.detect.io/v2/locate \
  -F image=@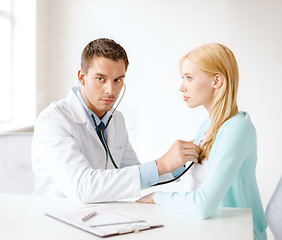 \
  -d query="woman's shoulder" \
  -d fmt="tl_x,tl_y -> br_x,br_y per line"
218,111 -> 256,139
224,111 -> 254,128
